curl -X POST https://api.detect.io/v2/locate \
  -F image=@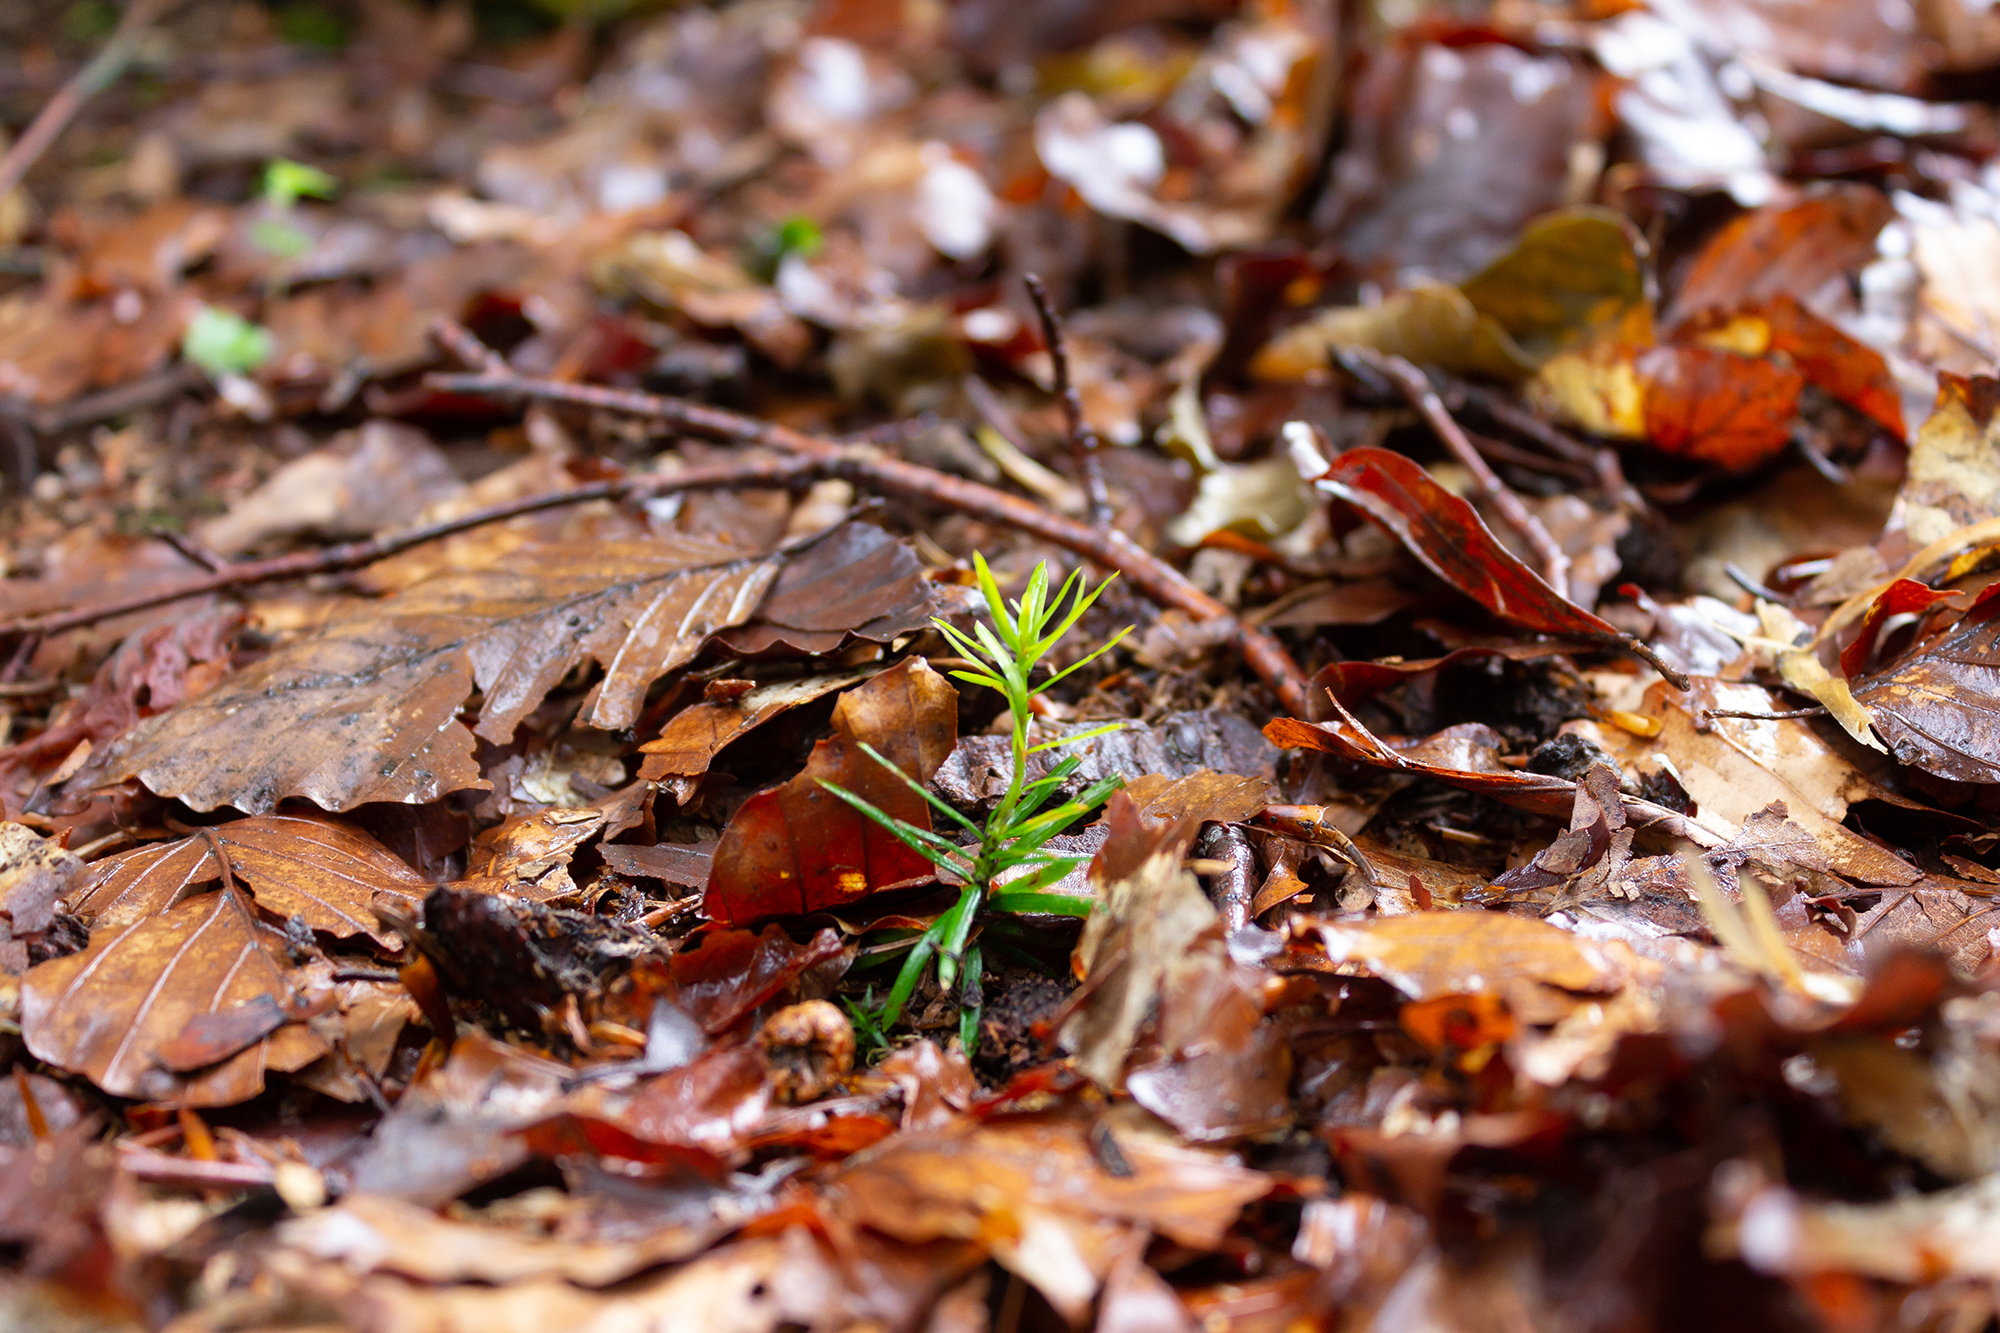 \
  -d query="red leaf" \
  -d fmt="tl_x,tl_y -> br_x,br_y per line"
1838,578 -> 1964,678
1265,698 -> 1711,842
1313,447 -> 1623,640
703,658 -> 959,924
